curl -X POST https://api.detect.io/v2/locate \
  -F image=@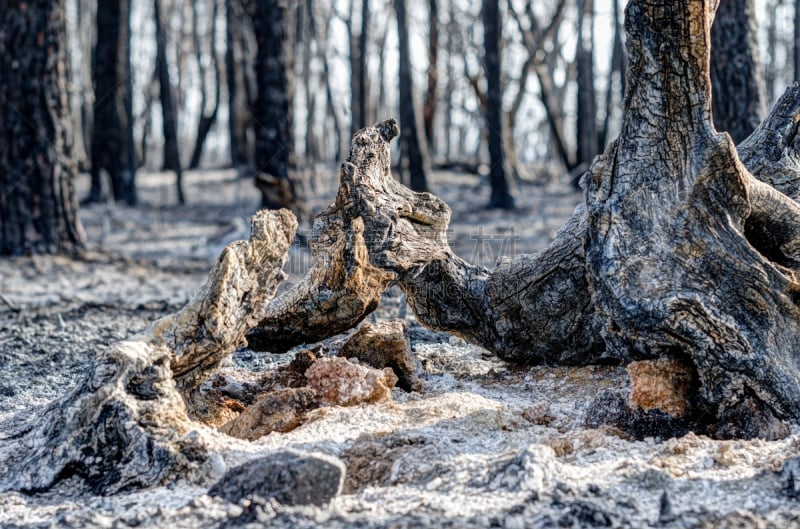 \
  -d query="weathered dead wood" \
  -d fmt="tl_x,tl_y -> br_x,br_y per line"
246,122 -> 404,353
584,1 -> 800,437
245,1 -> 800,439
0,210 -> 296,494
